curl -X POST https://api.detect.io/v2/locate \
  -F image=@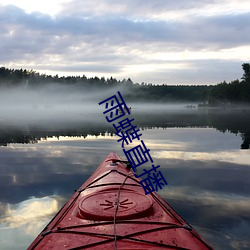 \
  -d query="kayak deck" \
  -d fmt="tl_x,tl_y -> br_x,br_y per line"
28,152 -> 213,249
